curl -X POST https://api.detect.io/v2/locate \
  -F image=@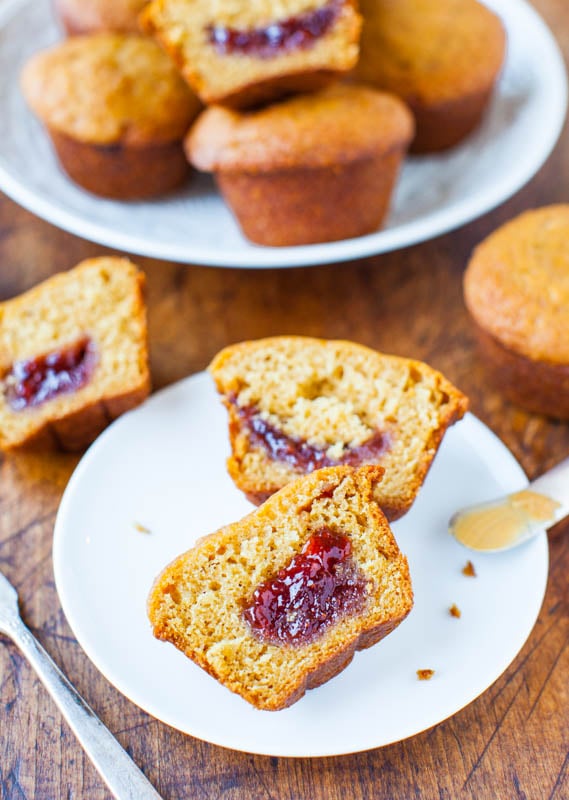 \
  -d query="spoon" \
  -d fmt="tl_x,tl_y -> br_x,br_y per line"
0,568 -> 162,800
449,456 -> 569,552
